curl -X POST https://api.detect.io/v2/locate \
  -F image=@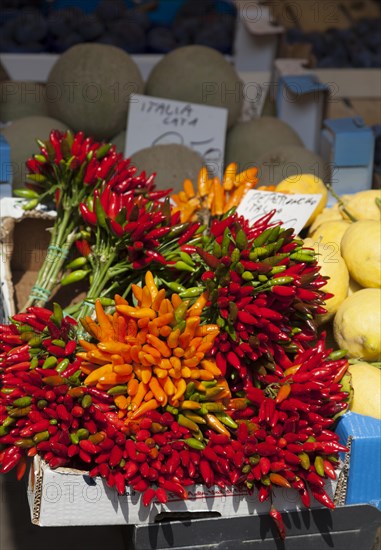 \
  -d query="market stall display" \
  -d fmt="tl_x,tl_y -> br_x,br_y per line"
0,129 -> 359,541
